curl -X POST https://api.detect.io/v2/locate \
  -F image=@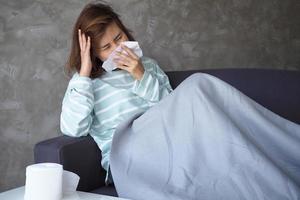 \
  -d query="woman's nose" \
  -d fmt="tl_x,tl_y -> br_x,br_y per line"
111,41 -> 121,53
